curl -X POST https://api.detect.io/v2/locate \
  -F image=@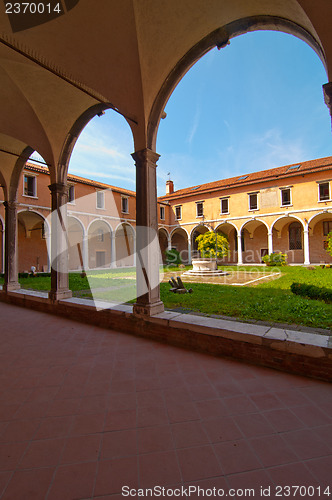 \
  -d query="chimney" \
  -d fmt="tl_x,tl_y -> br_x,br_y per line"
166,179 -> 174,194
